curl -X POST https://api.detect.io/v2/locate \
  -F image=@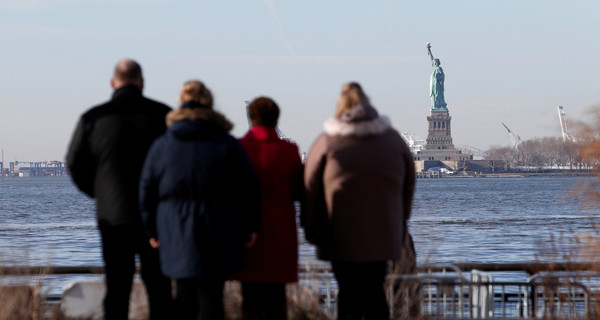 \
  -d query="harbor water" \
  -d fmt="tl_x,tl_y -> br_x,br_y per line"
0,175 -> 598,294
